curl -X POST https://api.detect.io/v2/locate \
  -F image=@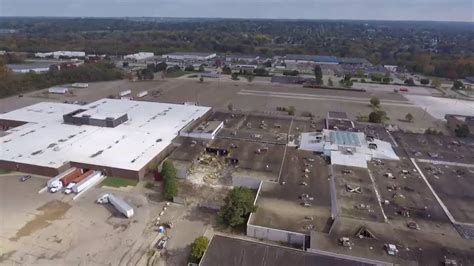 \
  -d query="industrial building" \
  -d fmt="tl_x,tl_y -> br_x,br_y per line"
162,52 -> 217,61
200,234 -> 376,266
35,51 -> 85,59
123,52 -> 155,61
7,63 -> 52,73
0,98 -> 211,179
